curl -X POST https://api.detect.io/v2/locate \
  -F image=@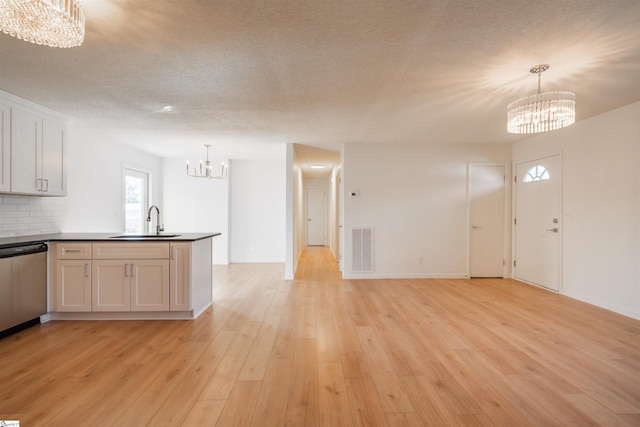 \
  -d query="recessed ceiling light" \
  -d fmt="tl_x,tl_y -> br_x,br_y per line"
310,165 -> 326,169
